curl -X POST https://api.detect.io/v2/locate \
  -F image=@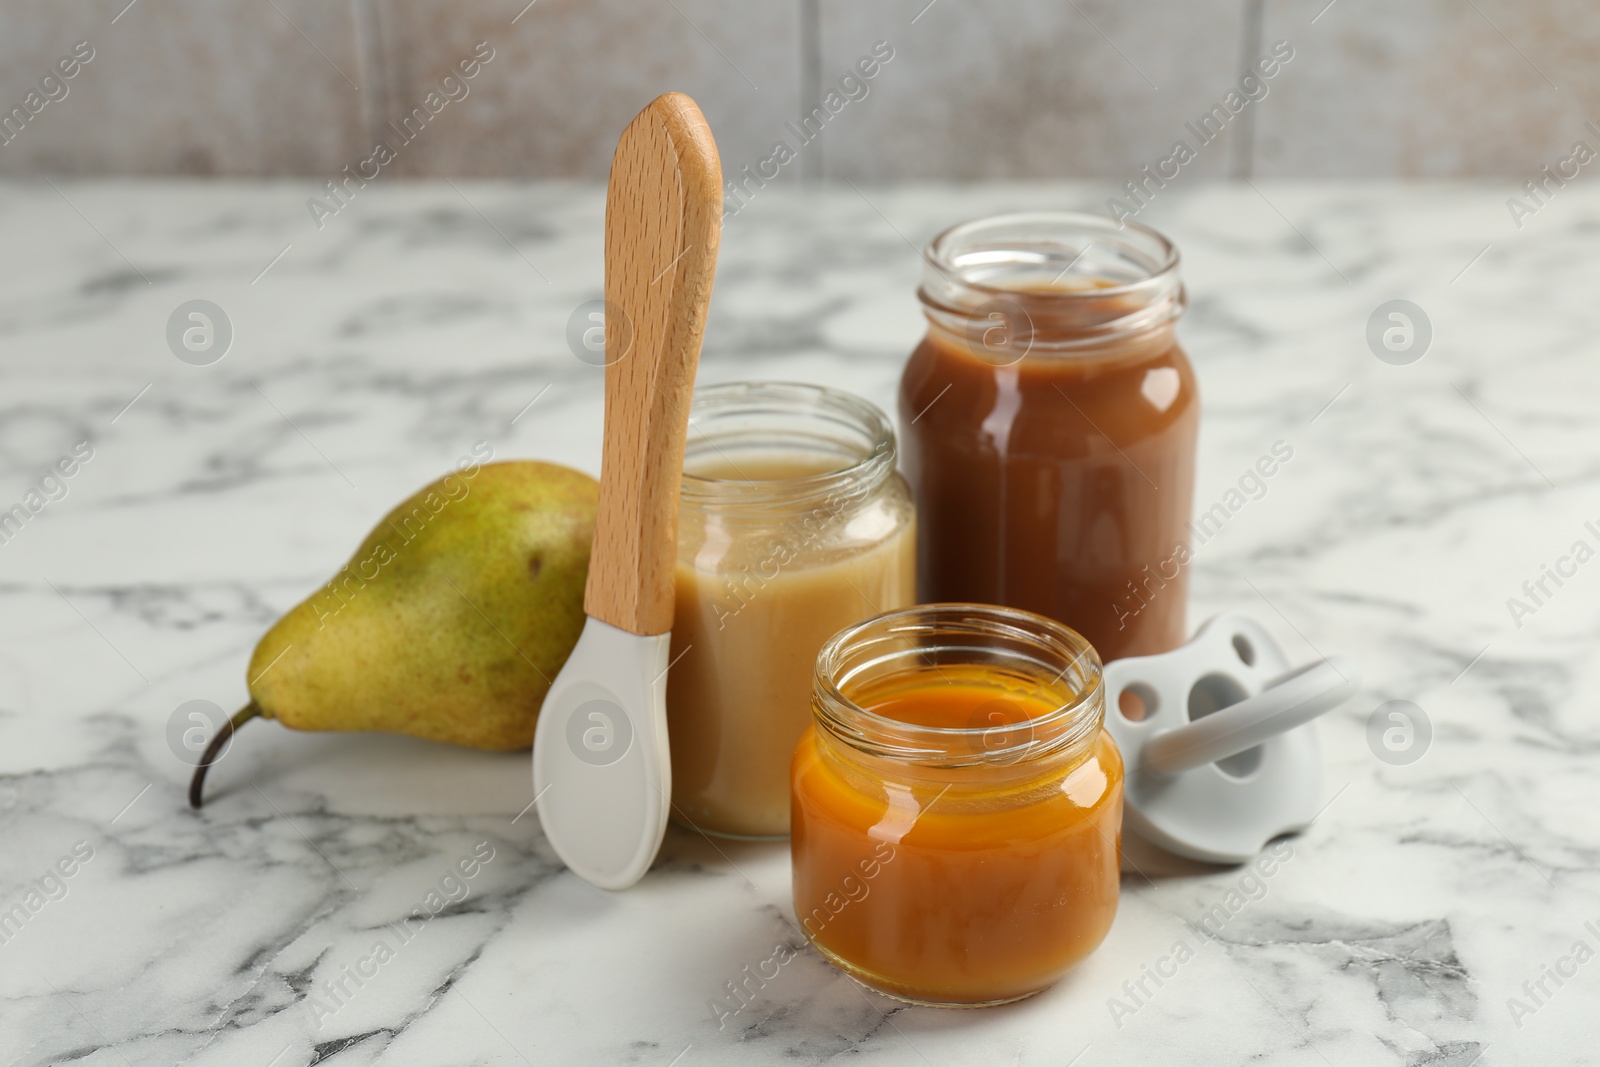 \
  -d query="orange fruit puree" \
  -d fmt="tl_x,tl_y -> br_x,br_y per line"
791,668 -> 1123,1005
